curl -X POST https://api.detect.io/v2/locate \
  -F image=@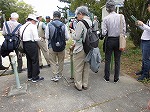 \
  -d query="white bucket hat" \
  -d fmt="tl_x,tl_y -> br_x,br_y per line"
11,12 -> 19,19
27,14 -> 38,22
